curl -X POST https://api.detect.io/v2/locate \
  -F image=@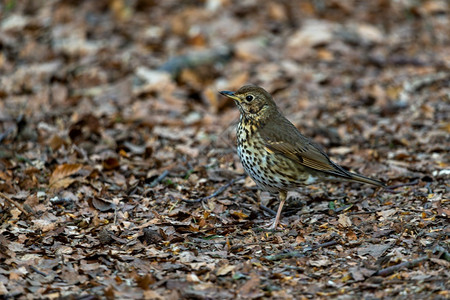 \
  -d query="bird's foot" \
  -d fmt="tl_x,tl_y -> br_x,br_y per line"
258,219 -> 286,231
